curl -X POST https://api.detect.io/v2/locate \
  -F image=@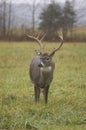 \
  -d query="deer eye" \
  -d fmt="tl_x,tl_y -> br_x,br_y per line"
46,57 -> 50,61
